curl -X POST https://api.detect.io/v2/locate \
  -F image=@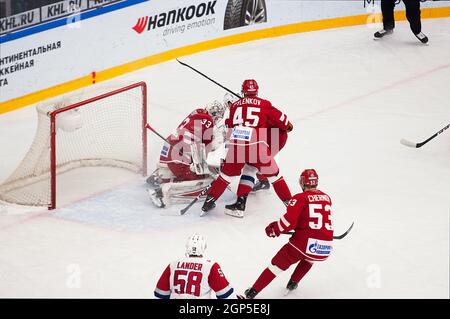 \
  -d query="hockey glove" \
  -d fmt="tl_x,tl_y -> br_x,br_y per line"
287,122 -> 293,133
265,222 -> 281,238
